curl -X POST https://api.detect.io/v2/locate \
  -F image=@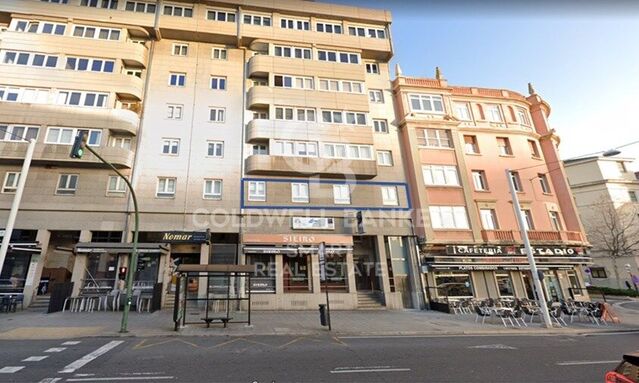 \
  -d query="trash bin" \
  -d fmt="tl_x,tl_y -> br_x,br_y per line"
318,304 -> 327,326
